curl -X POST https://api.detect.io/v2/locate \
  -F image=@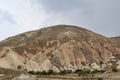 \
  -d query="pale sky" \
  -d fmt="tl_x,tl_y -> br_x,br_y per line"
0,0 -> 120,41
